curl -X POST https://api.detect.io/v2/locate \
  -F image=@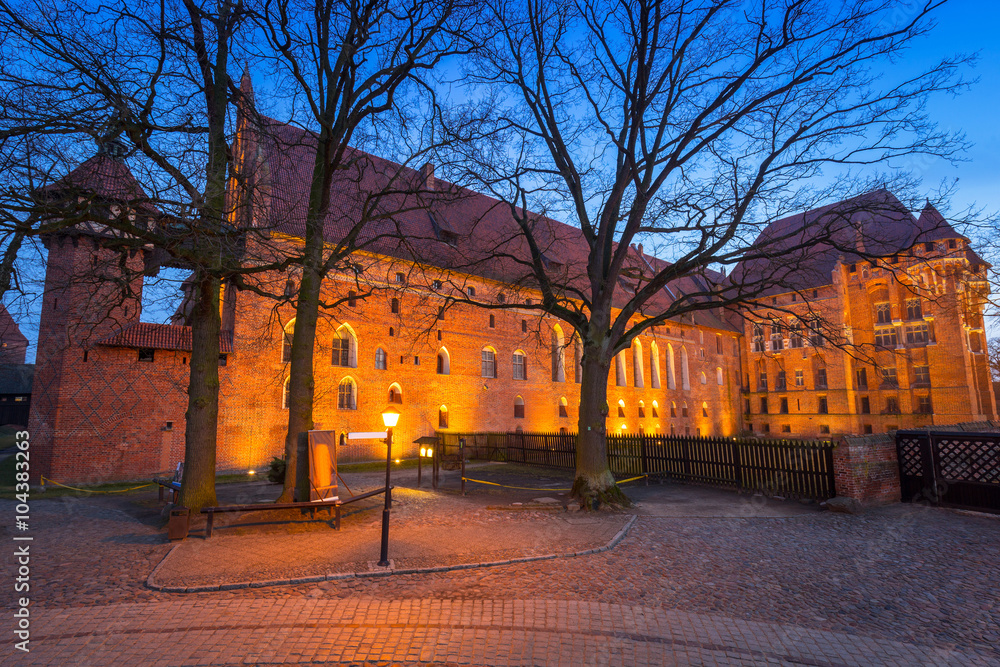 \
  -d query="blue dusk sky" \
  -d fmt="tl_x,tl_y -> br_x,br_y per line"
902,0 -> 1000,219
9,0 -> 1000,361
